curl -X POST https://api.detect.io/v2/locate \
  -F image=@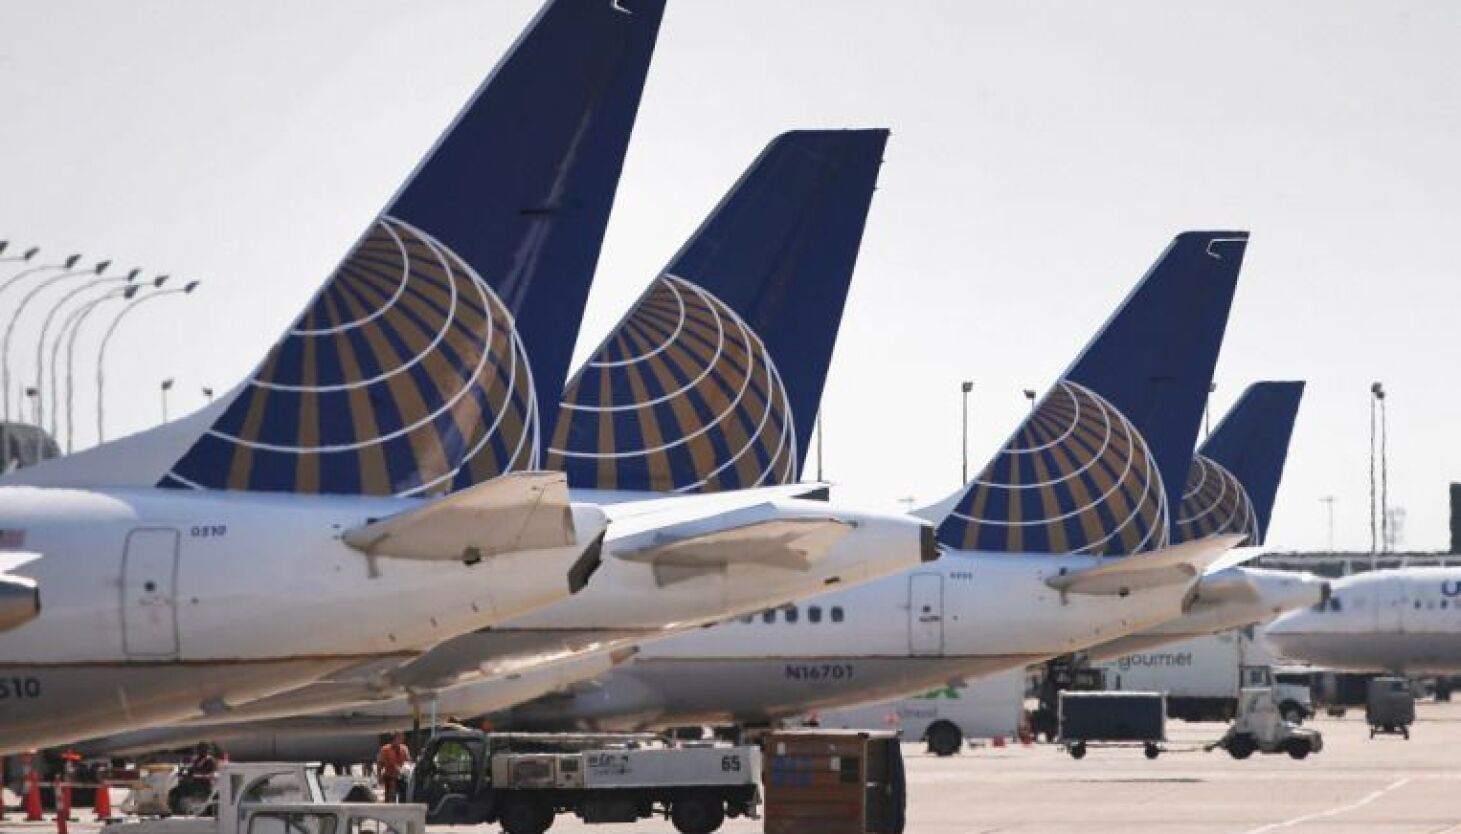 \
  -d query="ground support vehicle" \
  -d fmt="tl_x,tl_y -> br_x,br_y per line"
407,731 -> 759,834
1209,688 -> 1324,760
1367,677 -> 1416,739
101,762 -> 423,834
1058,691 -> 1166,760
